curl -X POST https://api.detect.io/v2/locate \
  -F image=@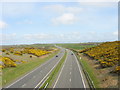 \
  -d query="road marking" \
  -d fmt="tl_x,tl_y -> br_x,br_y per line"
53,50 -> 69,88
38,76 -> 49,88
44,82 -> 49,89
70,72 -> 71,75
34,51 -> 65,89
71,51 -> 86,88
21,84 -> 26,87
69,78 -> 71,82
5,50 -> 63,88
